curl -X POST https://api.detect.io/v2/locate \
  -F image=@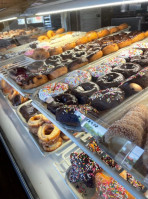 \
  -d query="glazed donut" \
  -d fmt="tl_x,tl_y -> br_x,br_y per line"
131,32 -> 145,43
97,29 -> 110,38
72,82 -> 99,104
49,46 -> 63,56
118,23 -> 128,30
32,48 -> 50,60
40,137 -> 62,152
38,35 -> 49,42
109,26 -> 119,34
28,114 -> 45,135
89,87 -> 125,111
145,30 -> 148,37
56,28 -> 65,34
47,30 -> 55,39
47,93 -> 78,114
62,42 -> 76,51
96,72 -> 125,89
1,79 -> 13,95
64,70 -> 91,88
38,123 -> 61,143
112,63 -> 141,78
48,66 -> 68,80
86,31 -> 98,42
102,43 -> 119,55
76,36 -> 88,45
22,75 -> 48,89
39,82 -> 69,102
